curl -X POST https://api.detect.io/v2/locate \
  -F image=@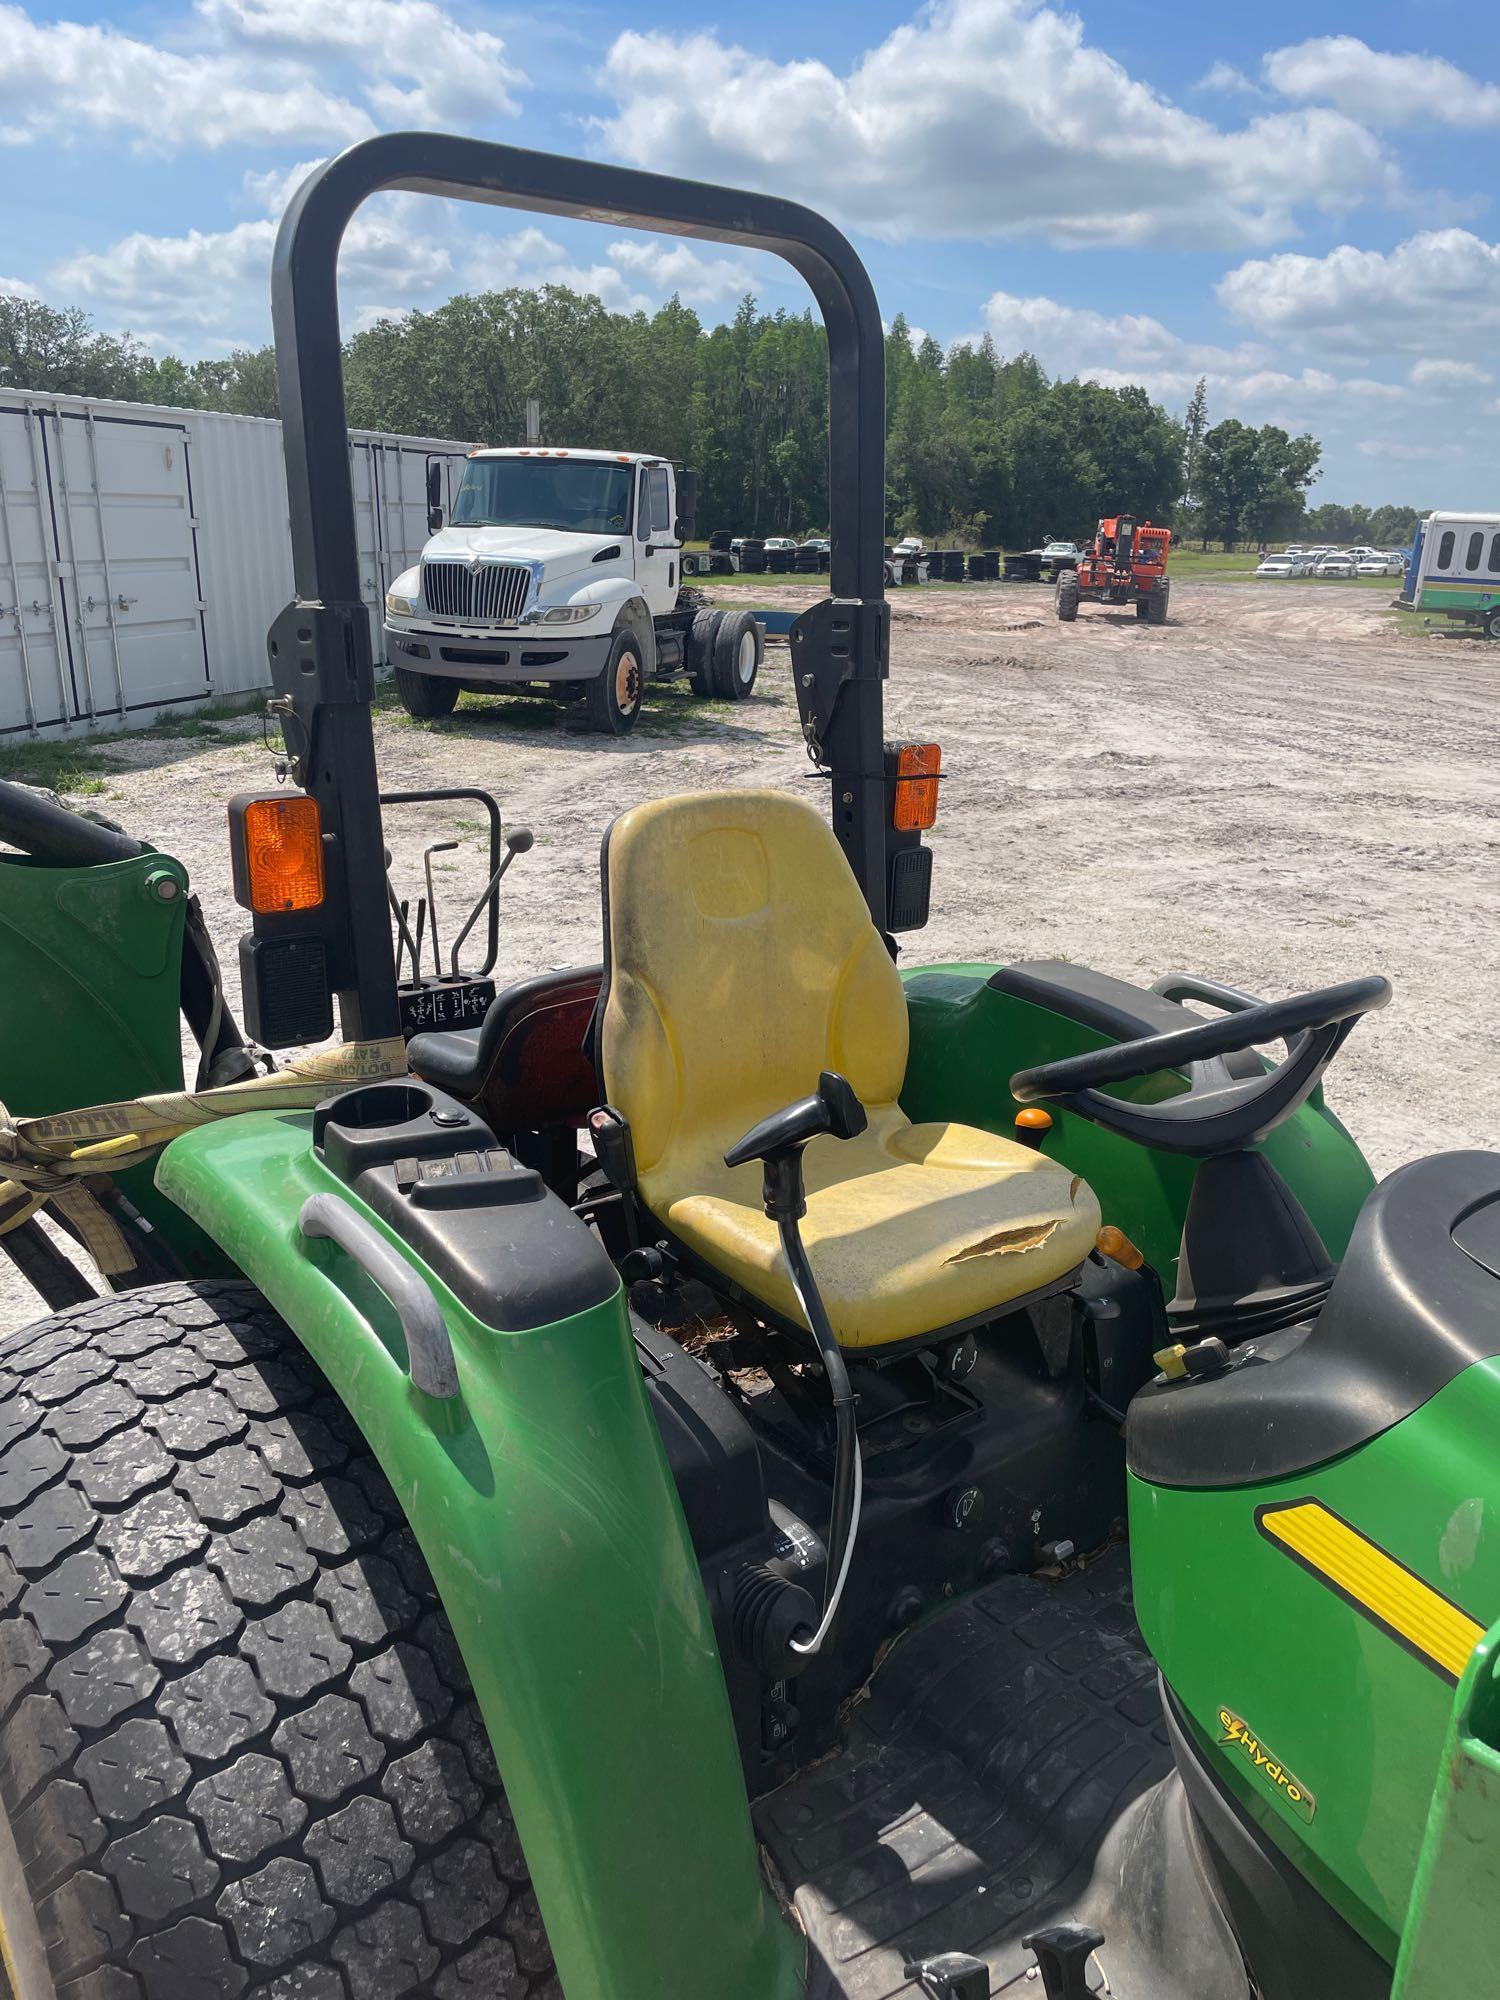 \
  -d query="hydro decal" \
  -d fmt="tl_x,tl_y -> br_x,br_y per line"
1217,1709 -> 1317,1823
1258,1499 -> 1485,1685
